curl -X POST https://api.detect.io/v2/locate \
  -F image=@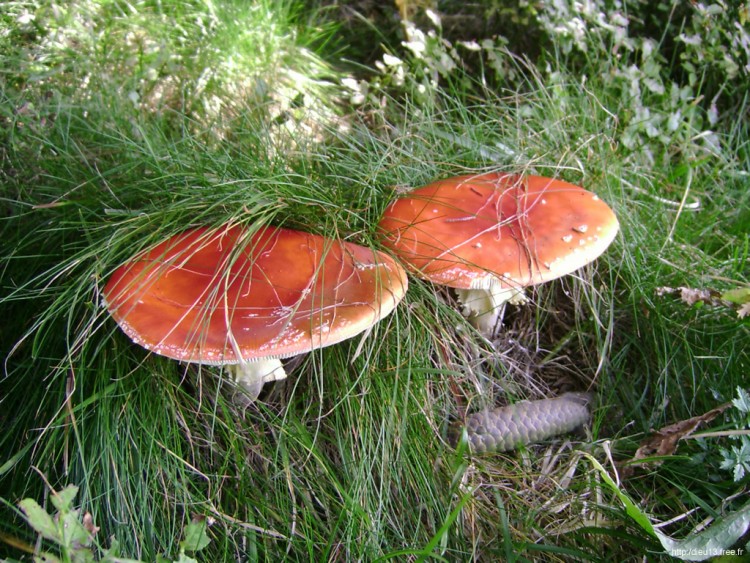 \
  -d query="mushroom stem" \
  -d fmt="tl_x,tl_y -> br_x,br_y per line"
455,283 -> 528,336
231,358 -> 287,401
